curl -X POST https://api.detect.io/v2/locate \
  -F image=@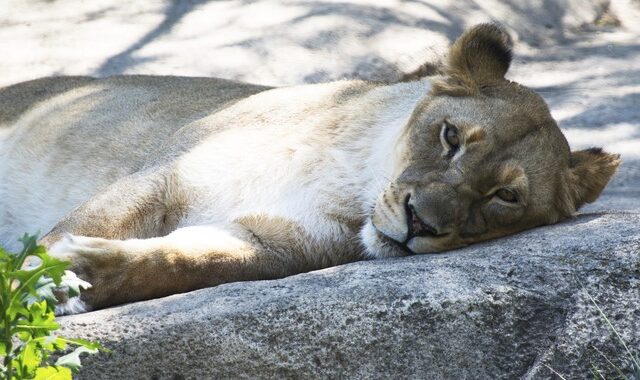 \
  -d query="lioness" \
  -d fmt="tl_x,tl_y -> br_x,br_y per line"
0,24 -> 619,314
